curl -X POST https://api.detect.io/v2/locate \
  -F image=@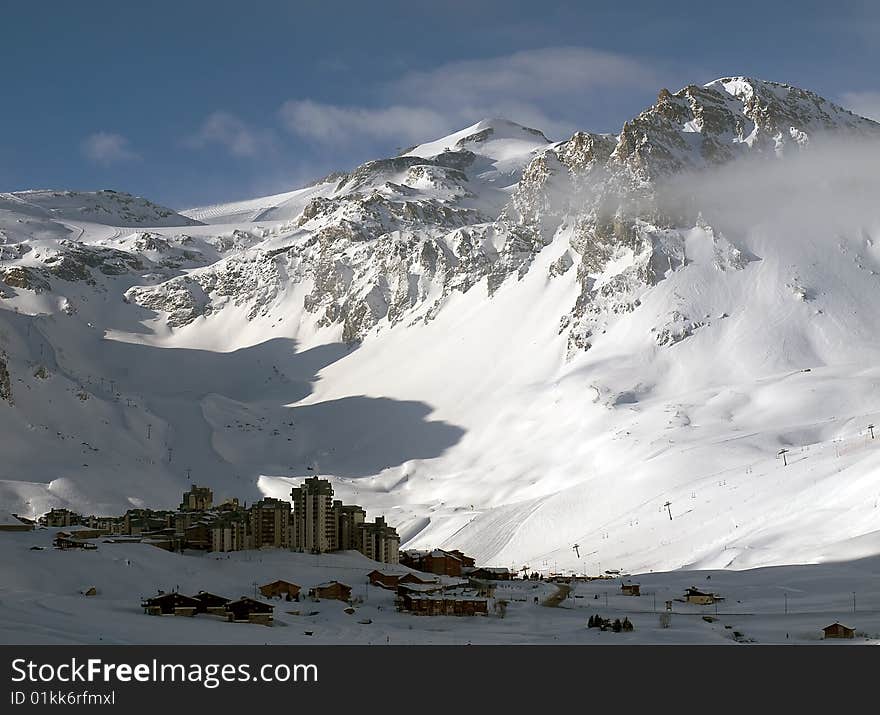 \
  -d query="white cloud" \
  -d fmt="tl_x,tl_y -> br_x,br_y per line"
81,132 -> 140,166
839,91 -> 880,122
391,46 -> 659,106
188,111 -> 278,158
278,46 -> 661,146
279,101 -> 451,145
